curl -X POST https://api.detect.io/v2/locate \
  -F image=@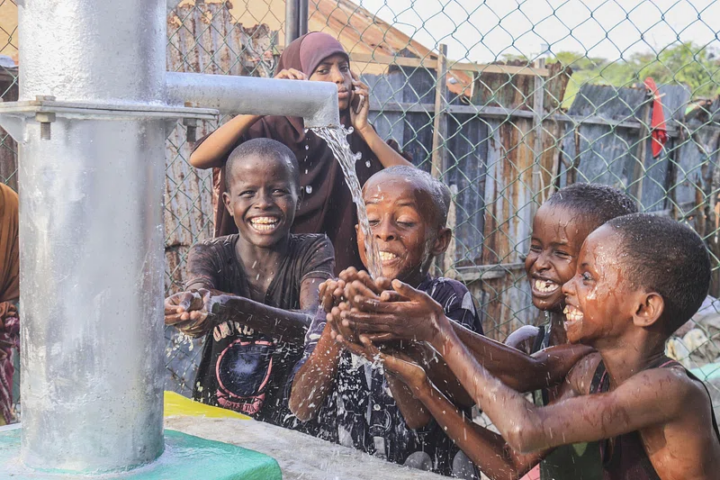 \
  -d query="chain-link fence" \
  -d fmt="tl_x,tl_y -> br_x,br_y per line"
0,0 -> 718,416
